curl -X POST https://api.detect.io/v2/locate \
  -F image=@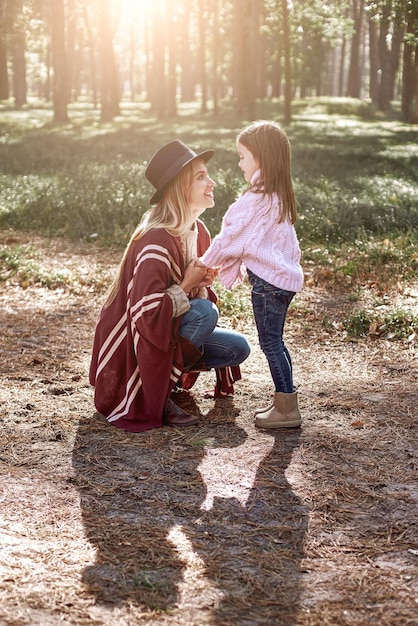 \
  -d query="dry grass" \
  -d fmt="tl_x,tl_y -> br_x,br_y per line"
0,231 -> 417,626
